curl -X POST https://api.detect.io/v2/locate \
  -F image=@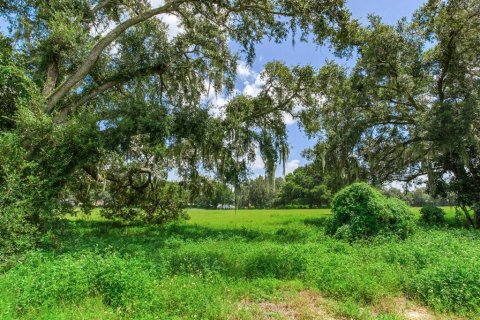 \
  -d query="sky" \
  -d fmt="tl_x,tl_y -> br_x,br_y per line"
0,0 -> 427,178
